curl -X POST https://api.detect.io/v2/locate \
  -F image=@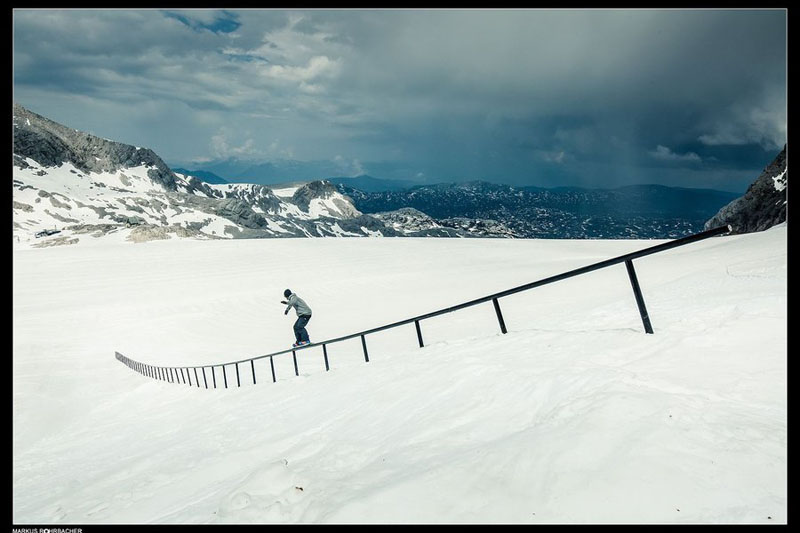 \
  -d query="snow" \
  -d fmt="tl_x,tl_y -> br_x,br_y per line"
202,217 -> 238,238
264,218 -> 291,234
22,162 -> 165,196
12,227 -> 786,524
361,226 -> 384,237
307,198 -> 332,218
12,160 -> 168,242
207,183 -> 252,196
12,164 -> 260,245
326,222 -> 354,237
271,186 -> 300,198
771,169 -> 787,192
